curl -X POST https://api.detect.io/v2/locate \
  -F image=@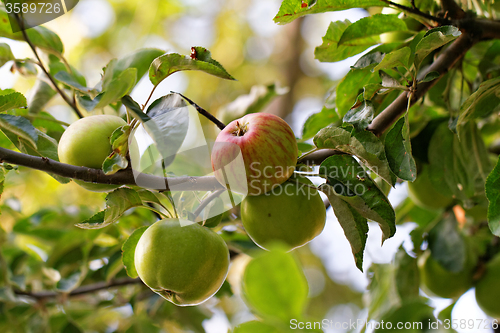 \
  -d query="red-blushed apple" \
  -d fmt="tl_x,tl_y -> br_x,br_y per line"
211,113 -> 298,196
58,115 -> 127,192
